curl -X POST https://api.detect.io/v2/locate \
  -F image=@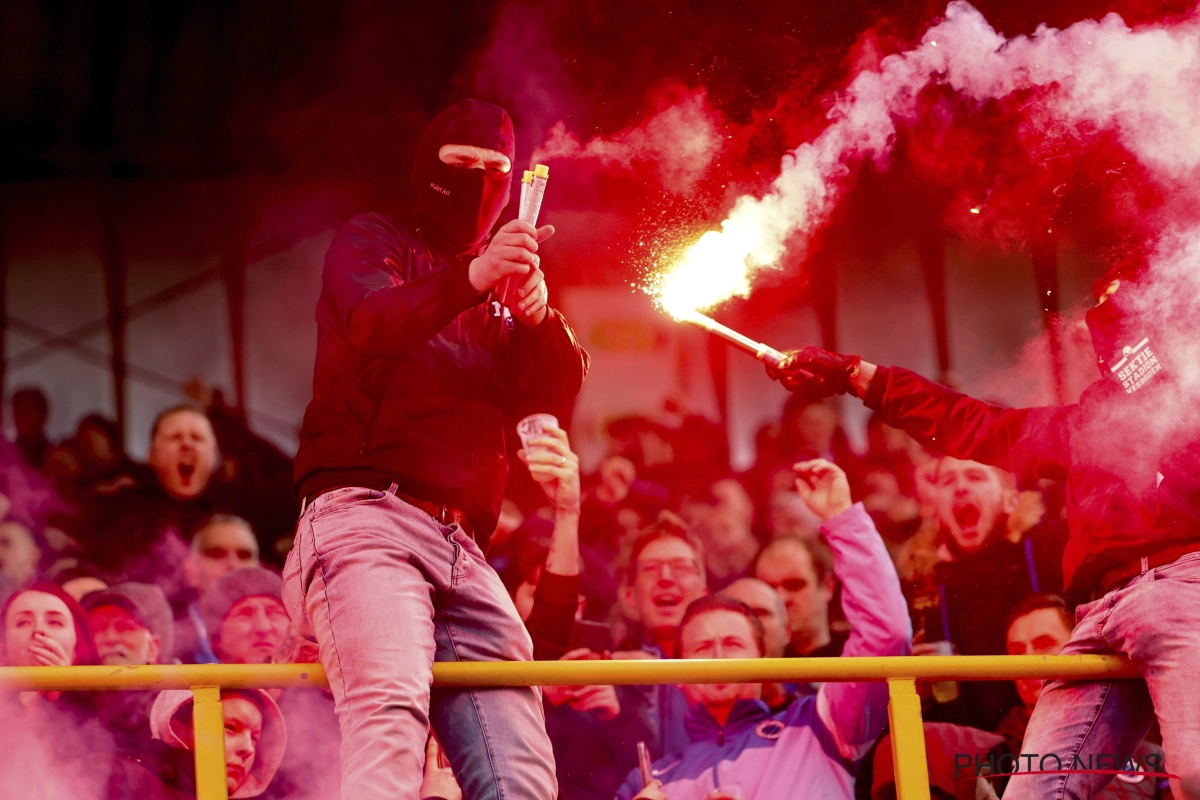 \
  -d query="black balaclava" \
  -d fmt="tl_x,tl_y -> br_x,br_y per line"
411,99 -> 515,256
